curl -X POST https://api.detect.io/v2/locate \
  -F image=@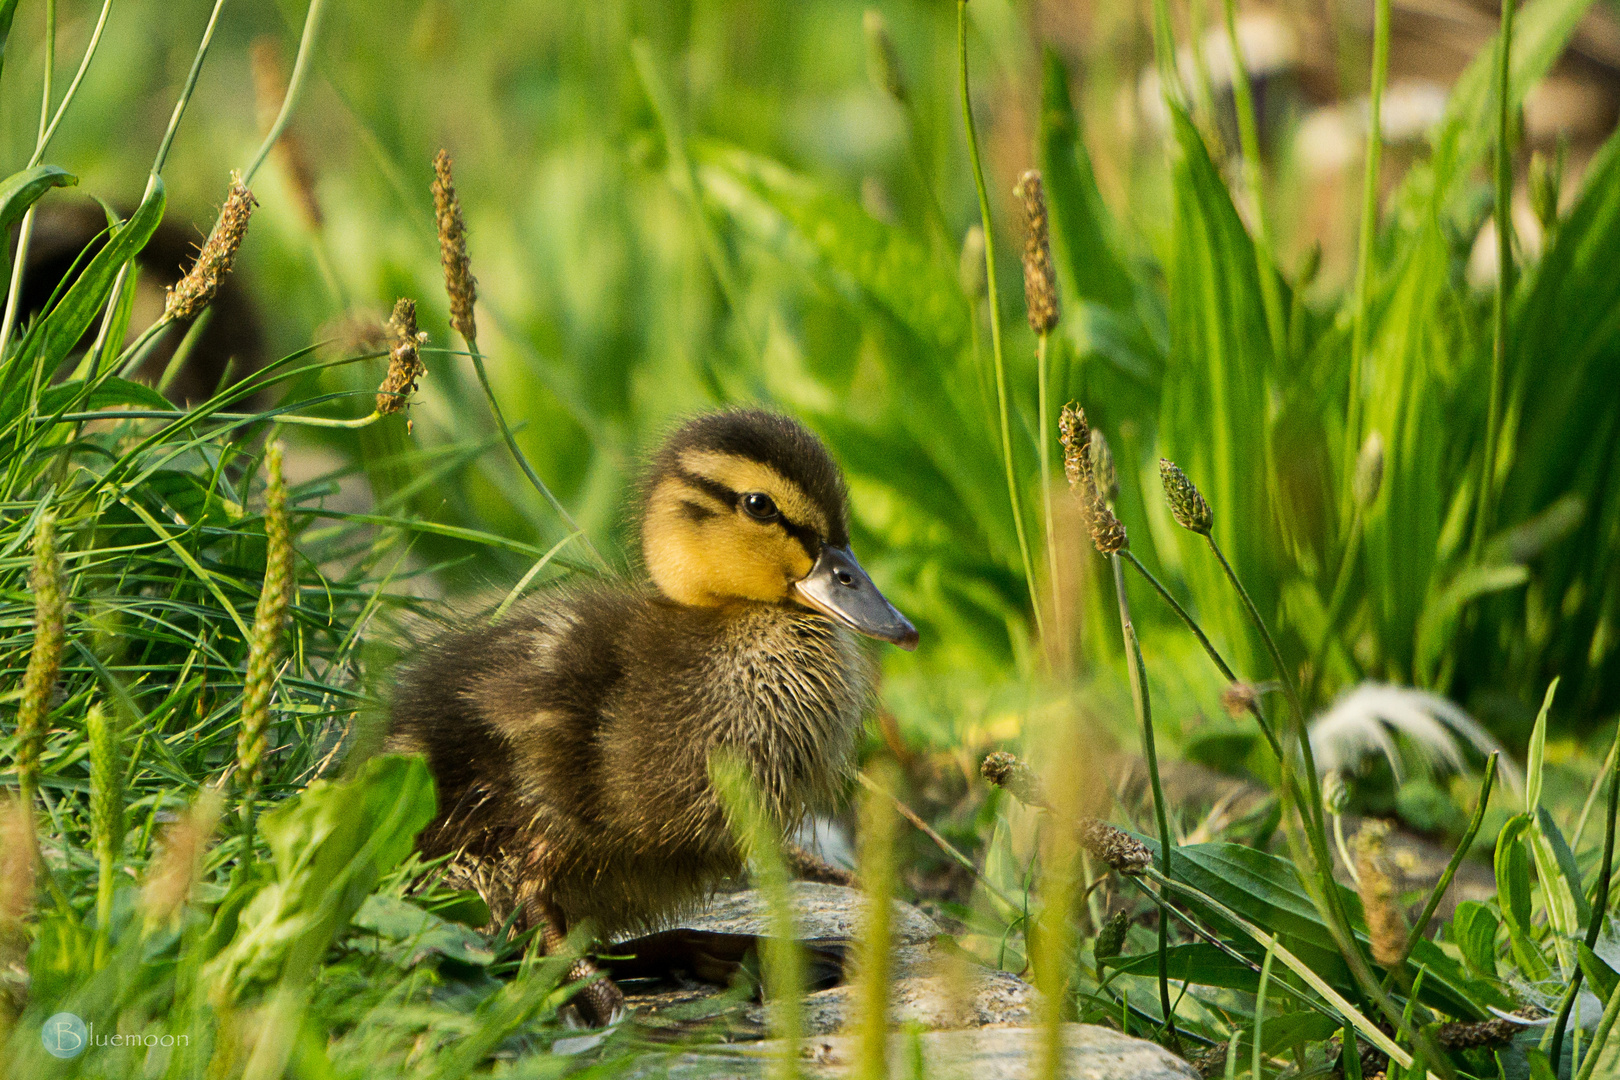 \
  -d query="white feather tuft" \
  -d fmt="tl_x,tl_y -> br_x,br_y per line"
1308,682 -> 1523,794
